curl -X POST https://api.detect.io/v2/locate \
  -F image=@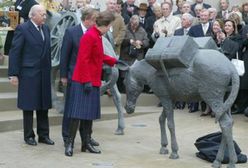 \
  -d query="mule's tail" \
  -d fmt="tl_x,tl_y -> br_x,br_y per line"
215,70 -> 240,122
